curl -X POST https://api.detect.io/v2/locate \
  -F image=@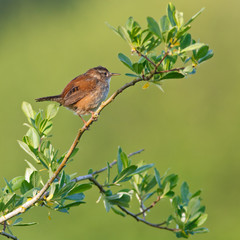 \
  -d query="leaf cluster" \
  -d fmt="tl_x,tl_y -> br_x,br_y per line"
0,102 -> 91,231
108,2 -> 213,89
100,147 -> 208,238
